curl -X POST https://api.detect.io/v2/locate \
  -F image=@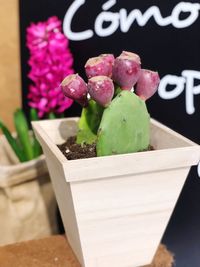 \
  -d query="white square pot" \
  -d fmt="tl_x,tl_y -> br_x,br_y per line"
33,118 -> 200,267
